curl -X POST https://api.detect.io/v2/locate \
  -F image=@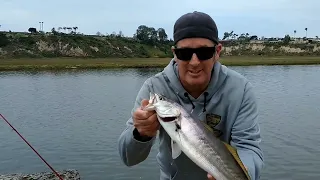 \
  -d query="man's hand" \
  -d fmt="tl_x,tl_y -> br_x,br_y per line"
133,99 -> 160,137
207,166 -> 248,180
207,173 -> 215,180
